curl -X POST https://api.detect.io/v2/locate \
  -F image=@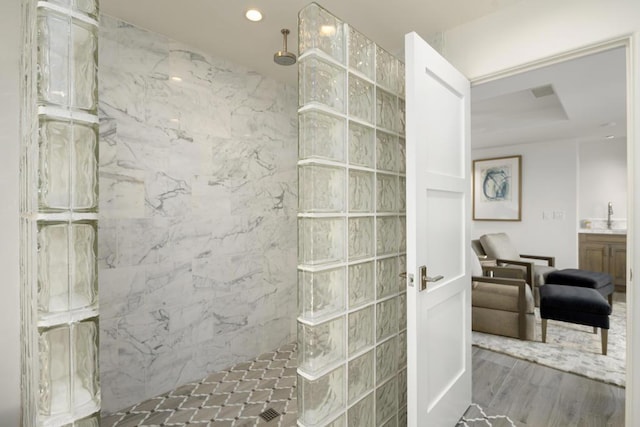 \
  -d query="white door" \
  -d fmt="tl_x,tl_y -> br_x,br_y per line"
405,32 -> 471,426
